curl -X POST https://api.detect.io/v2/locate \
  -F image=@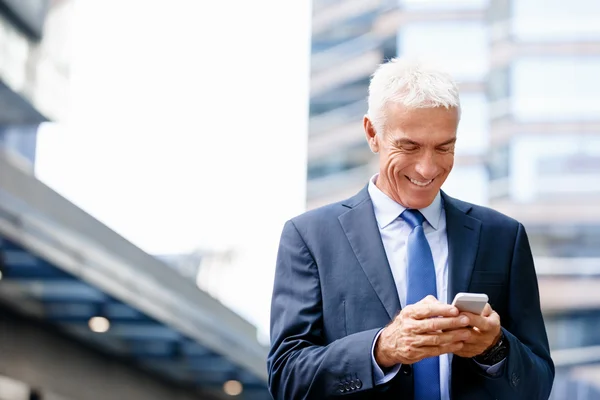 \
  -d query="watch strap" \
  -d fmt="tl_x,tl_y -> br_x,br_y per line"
474,332 -> 508,365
